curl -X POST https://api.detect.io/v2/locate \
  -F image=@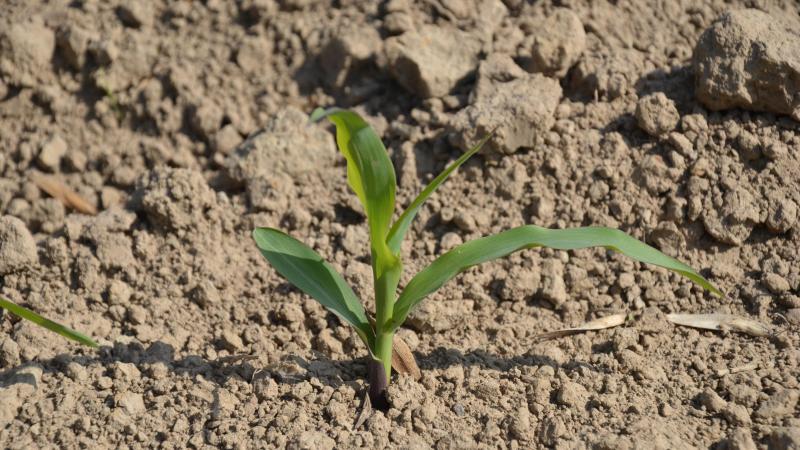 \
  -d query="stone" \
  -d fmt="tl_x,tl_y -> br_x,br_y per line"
0,364 -> 43,421
525,8 -> 586,78
693,9 -> 800,121
115,391 -> 146,415
289,431 -> 335,450
0,216 -> 38,274
540,259 -> 567,307
766,195 -> 797,234
763,273 -> 791,294
754,389 -> 799,419
407,299 -> 474,333
451,57 -> 561,154
225,107 -> 335,184
648,221 -> 685,255
767,427 -> 800,449
722,403 -> 751,427
220,330 -> 244,352
636,93 -> 680,136
56,25 -> 94,70
236,35 -> 271,75
131,168 -> 217,232
212,124 -> 242,156
37,135 -> 68,172
320,27 -> 381,88
703,187 -> 760,246
116,3 -> 154,28
0,338 -> 20,367
697,388 -> 727,413
384,25 -> 482,98
188,99 -> 223,141
556,381 -> 589,408
0,18 -> 55,86
718,428 -> 757,450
